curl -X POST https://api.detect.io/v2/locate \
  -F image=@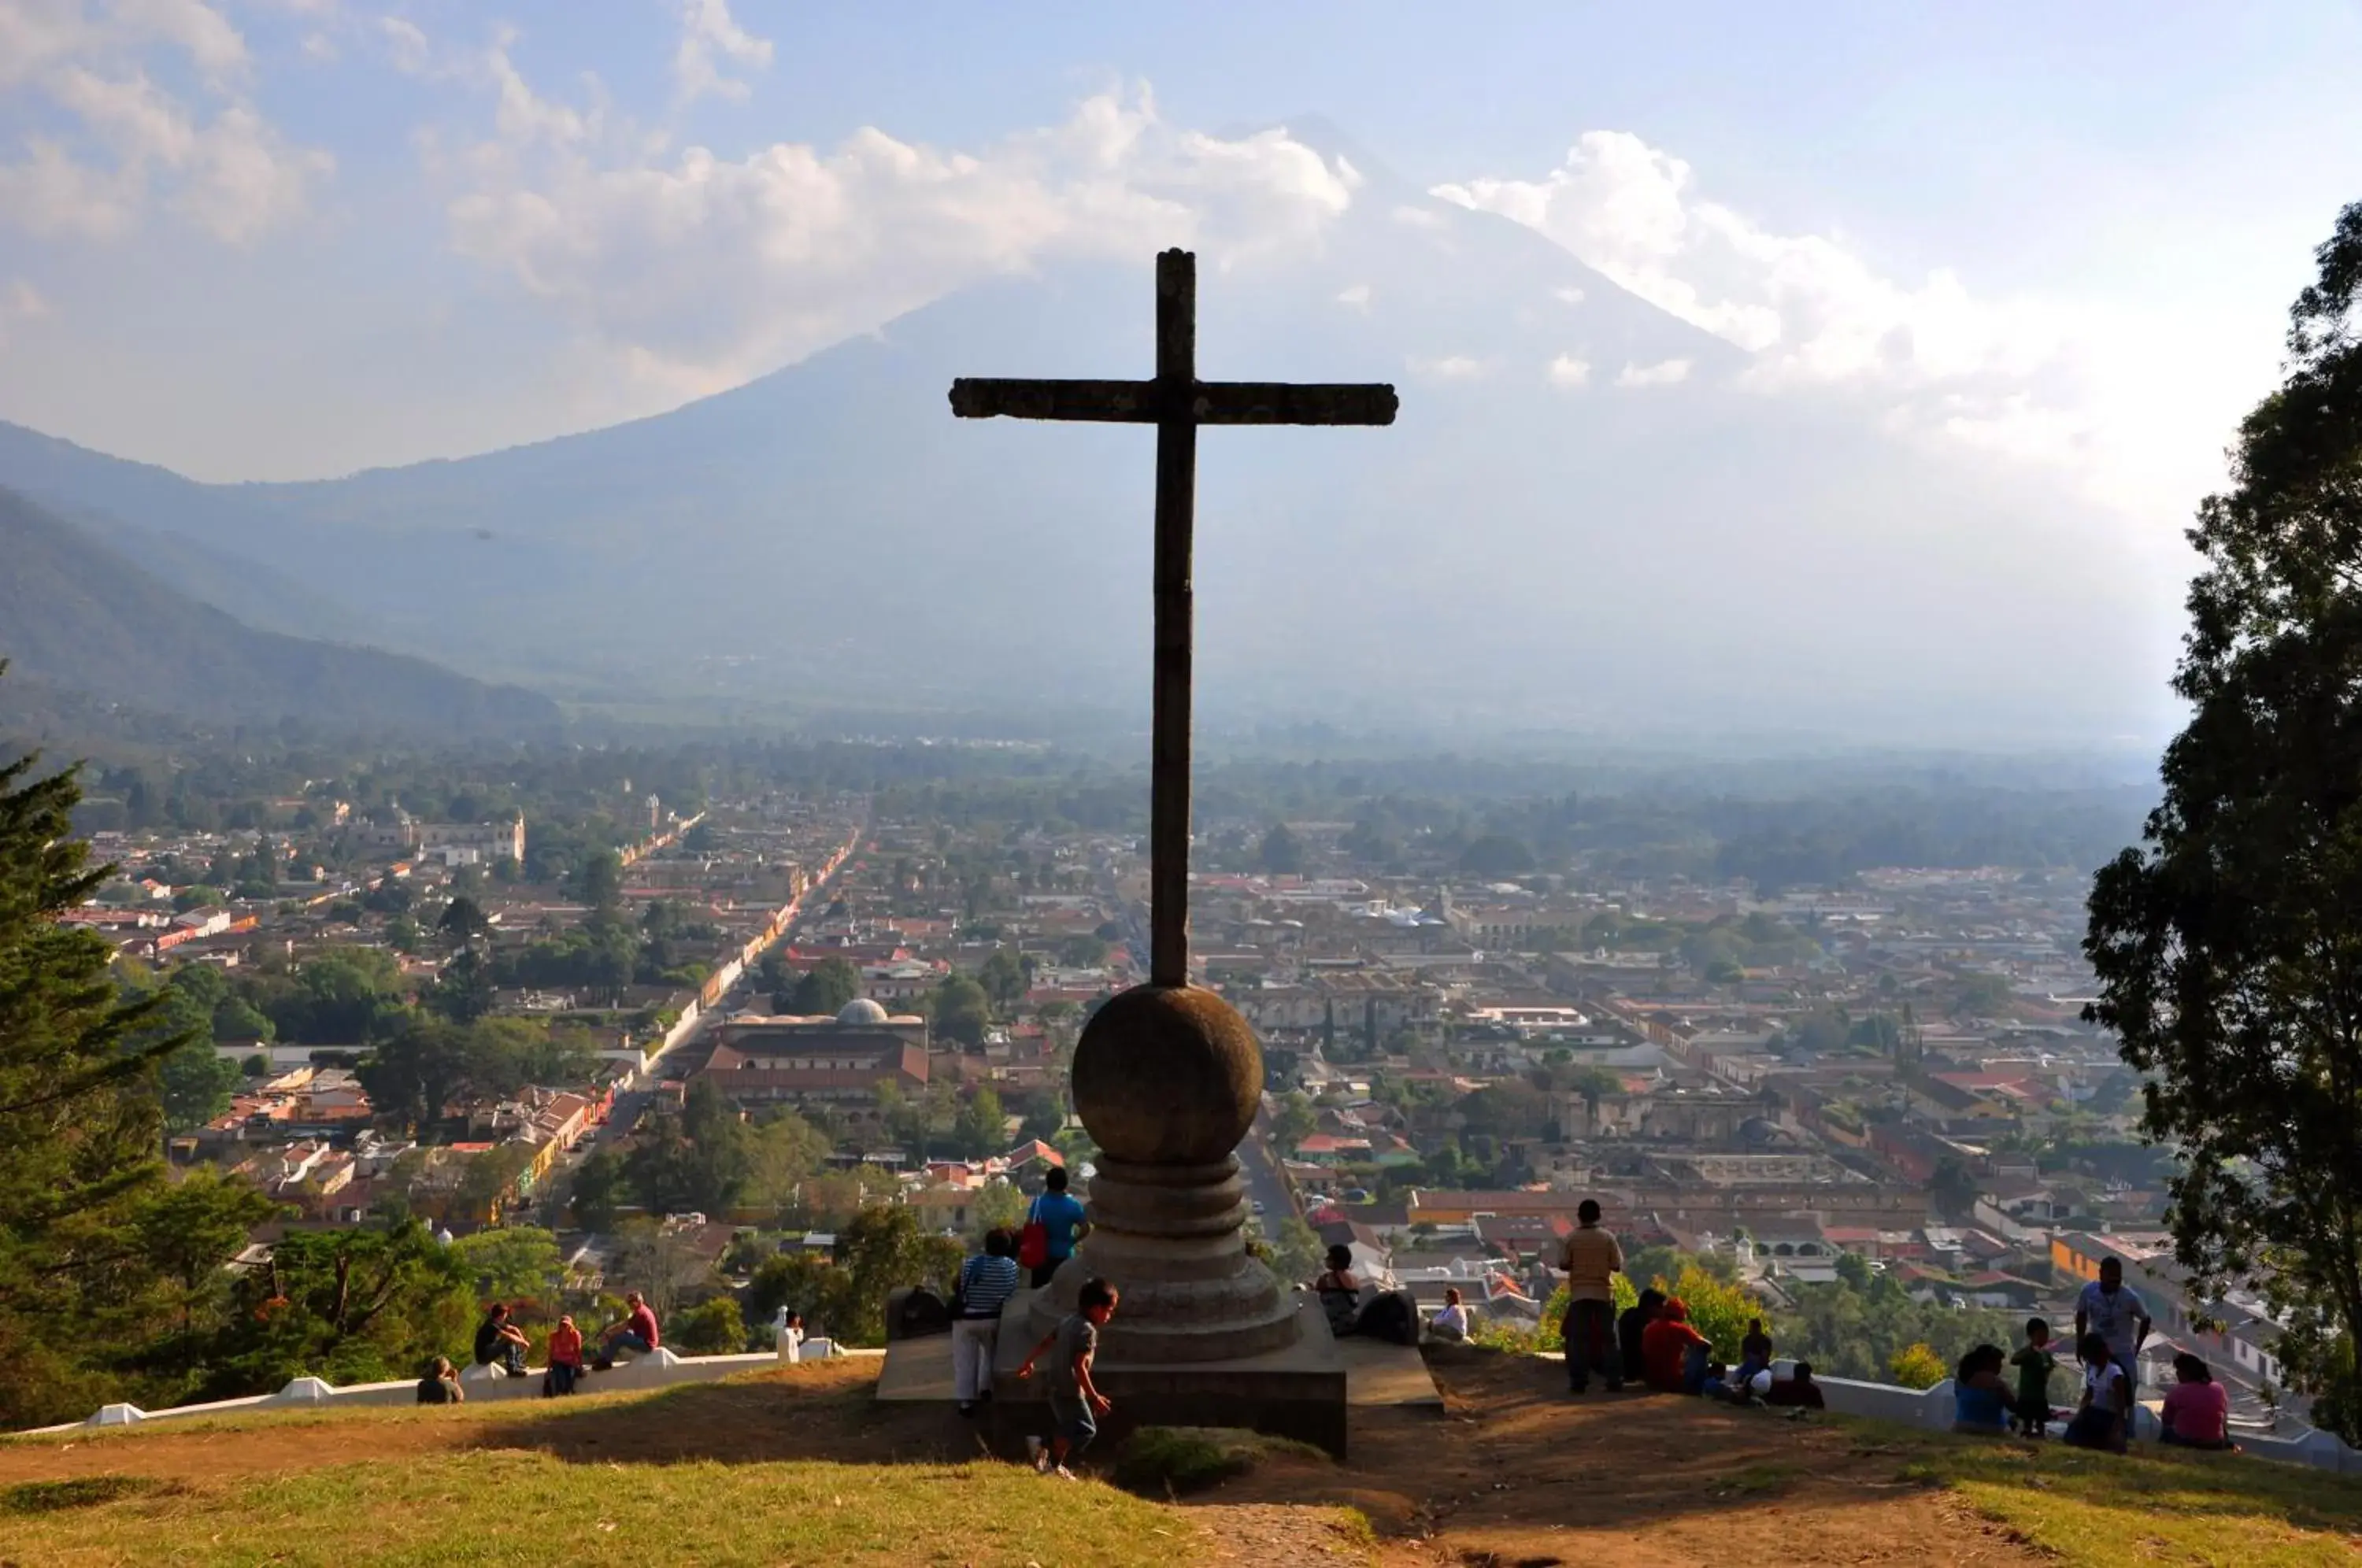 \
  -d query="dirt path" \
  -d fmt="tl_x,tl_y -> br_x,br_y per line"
0,1349 -> 2042,1566
1179,1344 -> 2047,1567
